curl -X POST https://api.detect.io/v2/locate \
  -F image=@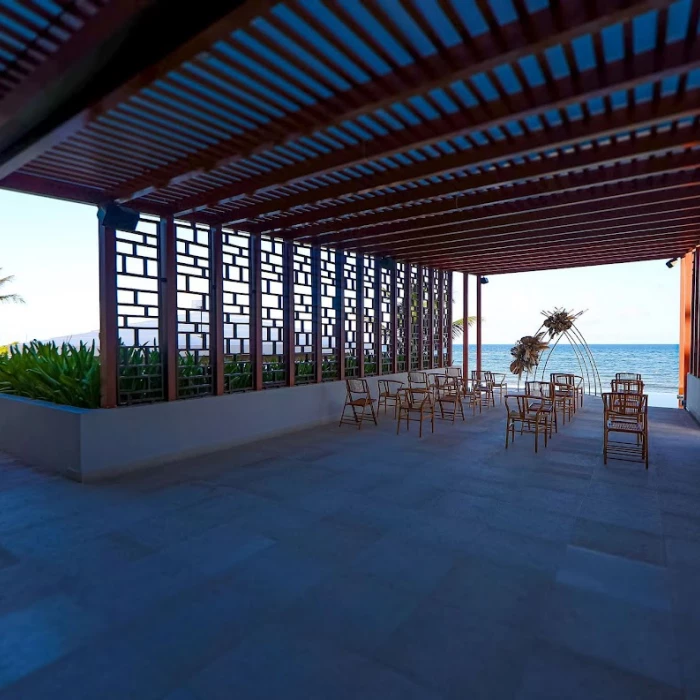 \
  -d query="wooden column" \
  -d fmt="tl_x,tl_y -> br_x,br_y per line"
249,233 -> 263,391
680,252 -> 693,401
336,250 -> 346,381
374,259 -> 383,375
447,271 -> 453,367
311,245 -> 323,384
417,264 -> 424,370
476,275 -> 483,375
209,225 -> 224,396
690,248 -> 700,377
283,240 -> 295,387
462,273 -> 469,377
390,261 -> 398,374
437,270 -> 444,368
98,224 -> 118,408
428,268 -> 435,369
404,264 -> 412,372
357,254 -> 365,378
158,216 -> 178,401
